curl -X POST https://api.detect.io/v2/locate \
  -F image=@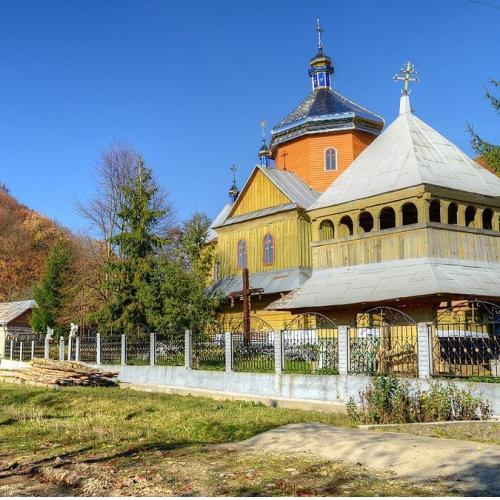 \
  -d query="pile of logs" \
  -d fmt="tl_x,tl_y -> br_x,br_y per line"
0,358 -> 118,387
